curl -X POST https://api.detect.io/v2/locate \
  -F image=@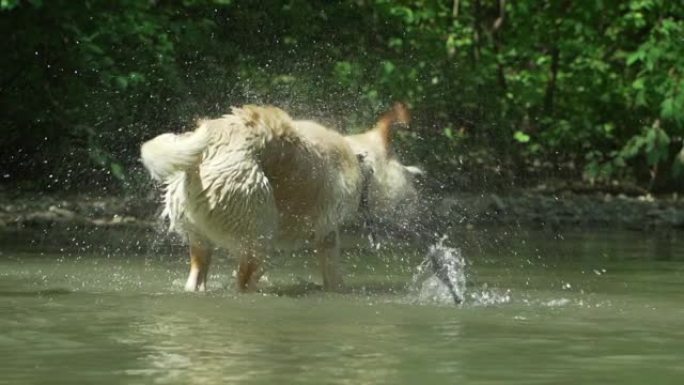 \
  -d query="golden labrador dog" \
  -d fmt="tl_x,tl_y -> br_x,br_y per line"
141,103 -> 421,292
